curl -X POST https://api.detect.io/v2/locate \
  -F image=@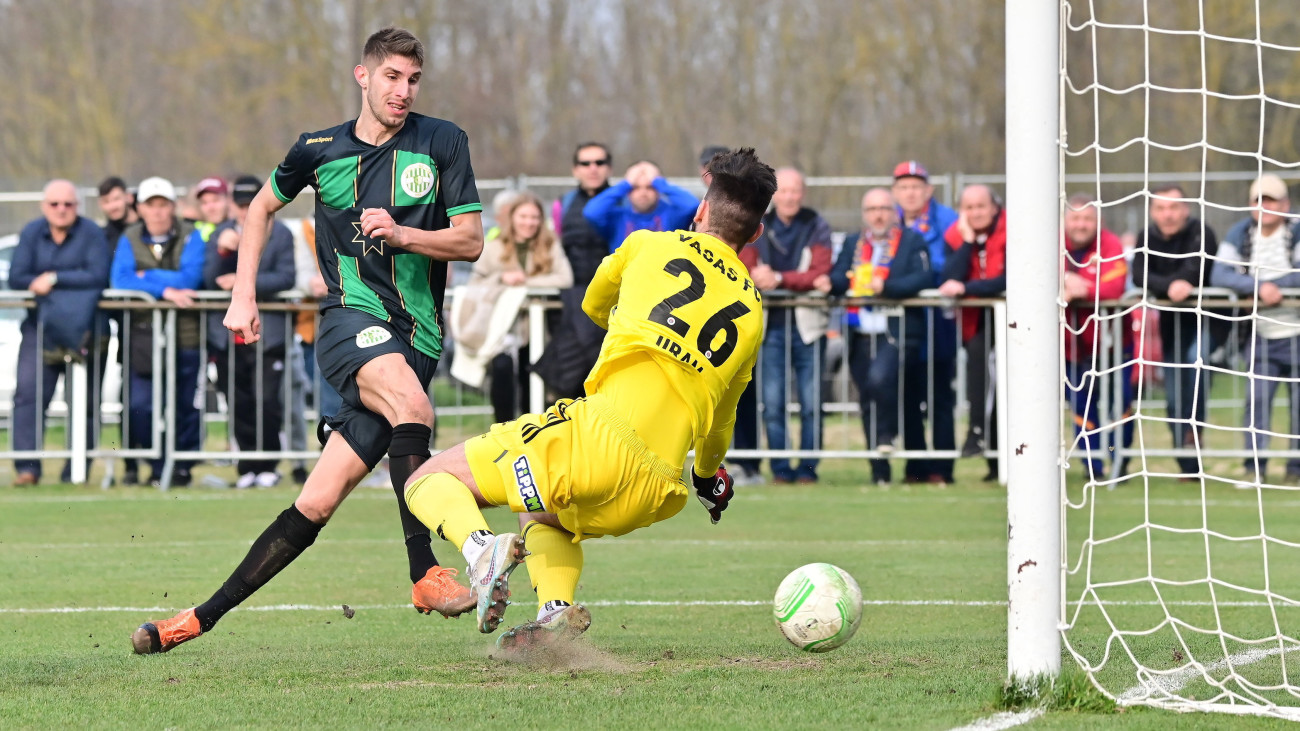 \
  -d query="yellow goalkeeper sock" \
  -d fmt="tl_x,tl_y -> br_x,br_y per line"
404,473 -> 490,551
522,520 -> 583,611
